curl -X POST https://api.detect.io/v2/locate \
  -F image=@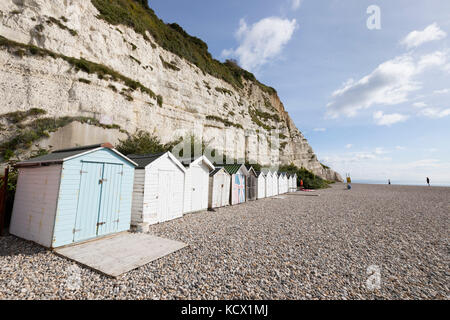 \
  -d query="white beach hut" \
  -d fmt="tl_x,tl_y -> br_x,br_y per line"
263,170 -> 273,197
292,173 -> 298,191
288,173 -> 298,192
283,173 -> 289,193
129,152 -> 186,227
279,172 -> 288,194
272,170 -> 279,195
287,174 -> 293,192
181,156 -> 215,213
278,172 -> 283,194
256,171 -> 266,199
208,167 -> 231,209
